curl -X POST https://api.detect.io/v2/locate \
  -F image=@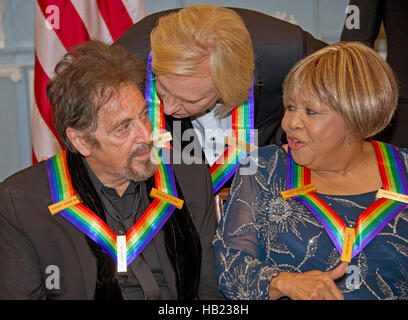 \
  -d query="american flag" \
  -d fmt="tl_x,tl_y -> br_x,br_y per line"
32,0 -> 146,163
